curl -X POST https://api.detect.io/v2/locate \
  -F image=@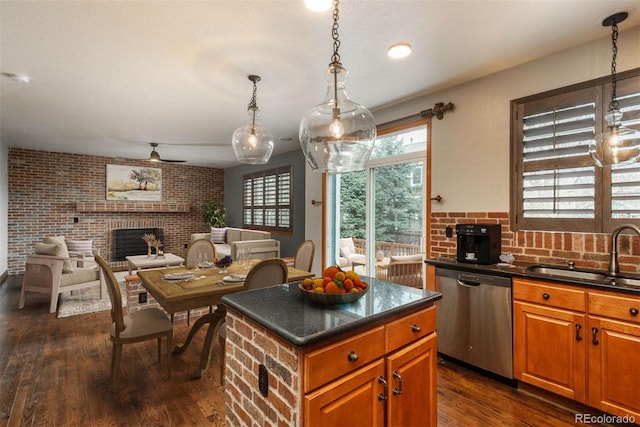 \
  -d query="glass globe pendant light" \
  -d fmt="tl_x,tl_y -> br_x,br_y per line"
232,75 -> 274,164
299,0 -> 376,174
589,12 -> 640,167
